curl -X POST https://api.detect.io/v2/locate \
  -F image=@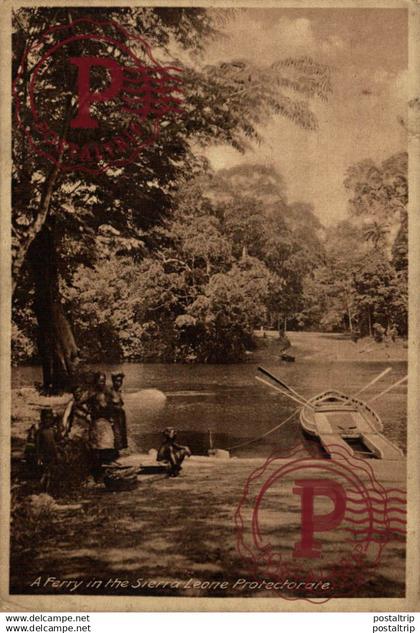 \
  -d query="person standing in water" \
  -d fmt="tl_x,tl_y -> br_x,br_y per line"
109,372 -> 128,451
